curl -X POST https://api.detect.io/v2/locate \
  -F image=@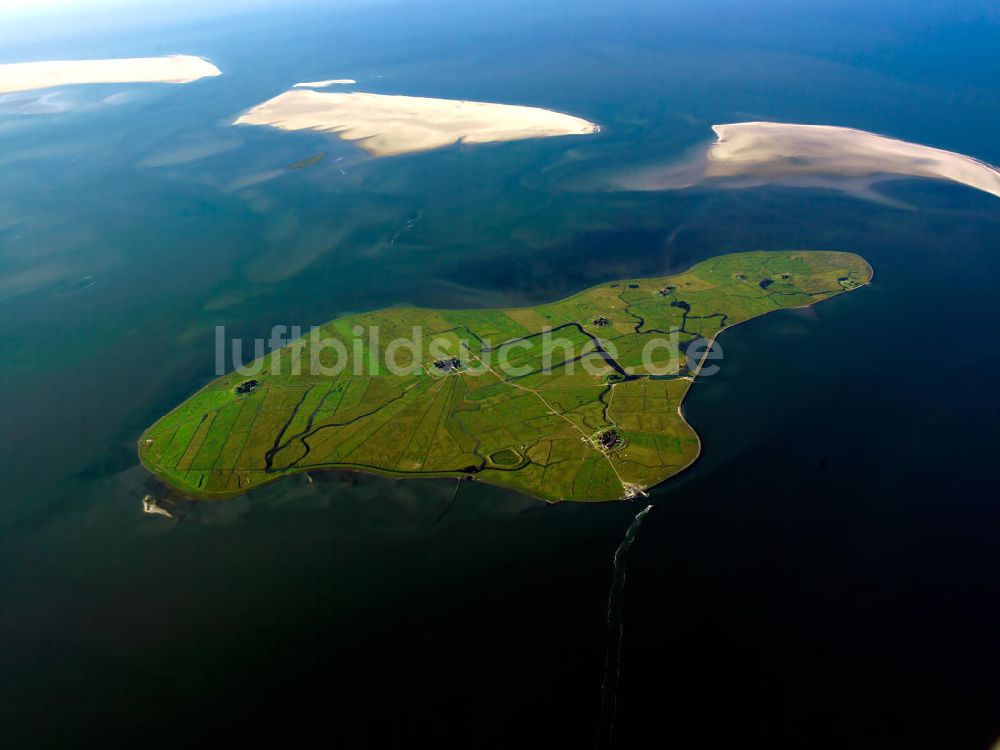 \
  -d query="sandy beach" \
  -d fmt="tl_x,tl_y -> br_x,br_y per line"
706,122 -> 1000,198
234,88 -> 598,157
0,54 -> 221,94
